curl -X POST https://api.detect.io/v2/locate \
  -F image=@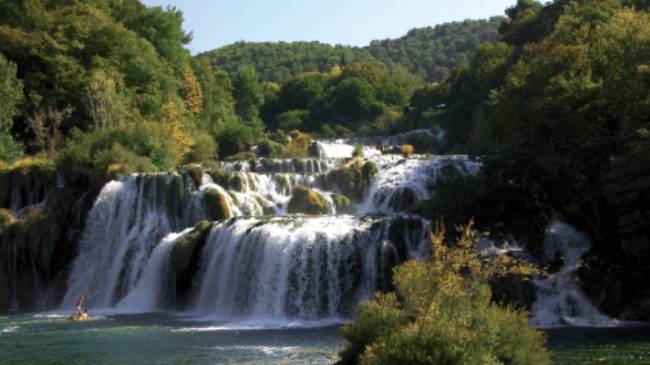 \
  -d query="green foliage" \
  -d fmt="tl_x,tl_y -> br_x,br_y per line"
0,53 -> 23,162
340,223 -> 549,365
201,19 -> 503,84
367,18 -> 505,82
287,185 -> 328,215
0,53 -> 23,130
265,62 -> 417,136
198,41 -> 379,83
232,65 -> 264,123
210,118 -> 265,157
57,119 -> 195,185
